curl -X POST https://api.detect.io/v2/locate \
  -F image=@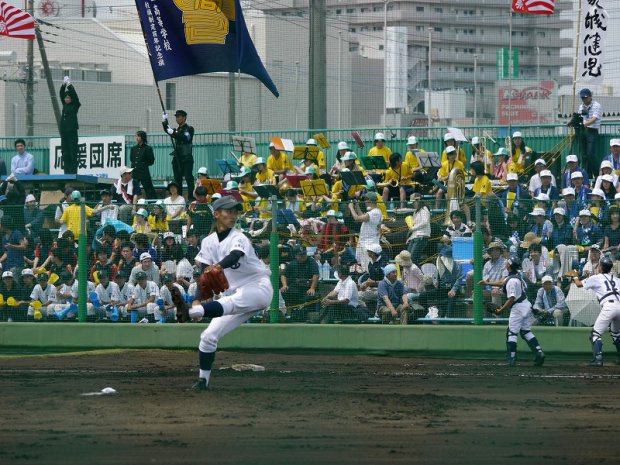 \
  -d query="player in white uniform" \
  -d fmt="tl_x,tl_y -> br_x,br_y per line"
94,271 -> 122,319
480,256 -> 545,367
572,256 -> 620,366
189,196 -> 273,391
127,271 -> 159,322
28,273 -> 57,318
114,273 -> 134,319
158,273 -> 185,322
